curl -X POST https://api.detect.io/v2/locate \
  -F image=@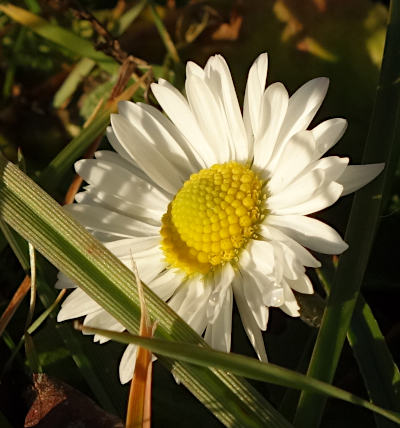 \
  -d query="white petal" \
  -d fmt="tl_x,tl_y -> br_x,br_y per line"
287,275 -> 314,294
241,271 -> 269,330
75,188 -> 162,226
119,344 -> 138,384
57,288 -> 101,321
242,240 -> 275,275
243,53 -> 269,141
106,127 -> 140,168
55,271 -> 77,289
273,182 -> 343,216
169,277 -> 211,334
207,264 -> 235,323
186,60 -> 205,78
266,215 -> 348,254
267,131 -> 317,193
185,74 -> 230,163
149,269 -> 185,300
95,149 -> 139,171
204,286 -> 233,352
114,241 -> 166,284
151,80 -> 217,166
242,267 -> 283,307
275,77 -> 329,156
137,102 -> 204,170
118,101 -> 197,177
83,309 -> 125,344
103,236 -> 160,257
75,158 -> 170,212
306,156 -> 349,183
273,241 -> 303,281
65,204 -> 159,238
264,287 -> 285,307
253,83 -> 289,169
280,281 -> 300,317
311,118 -> 348,159
232,277 -> 268,362
205,55 -> 249,162
111,114 -> 183,194
129,251 -> 167,284
268,169 -> 325,211
337,163 -> 384,196
259,224 -> 321,268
